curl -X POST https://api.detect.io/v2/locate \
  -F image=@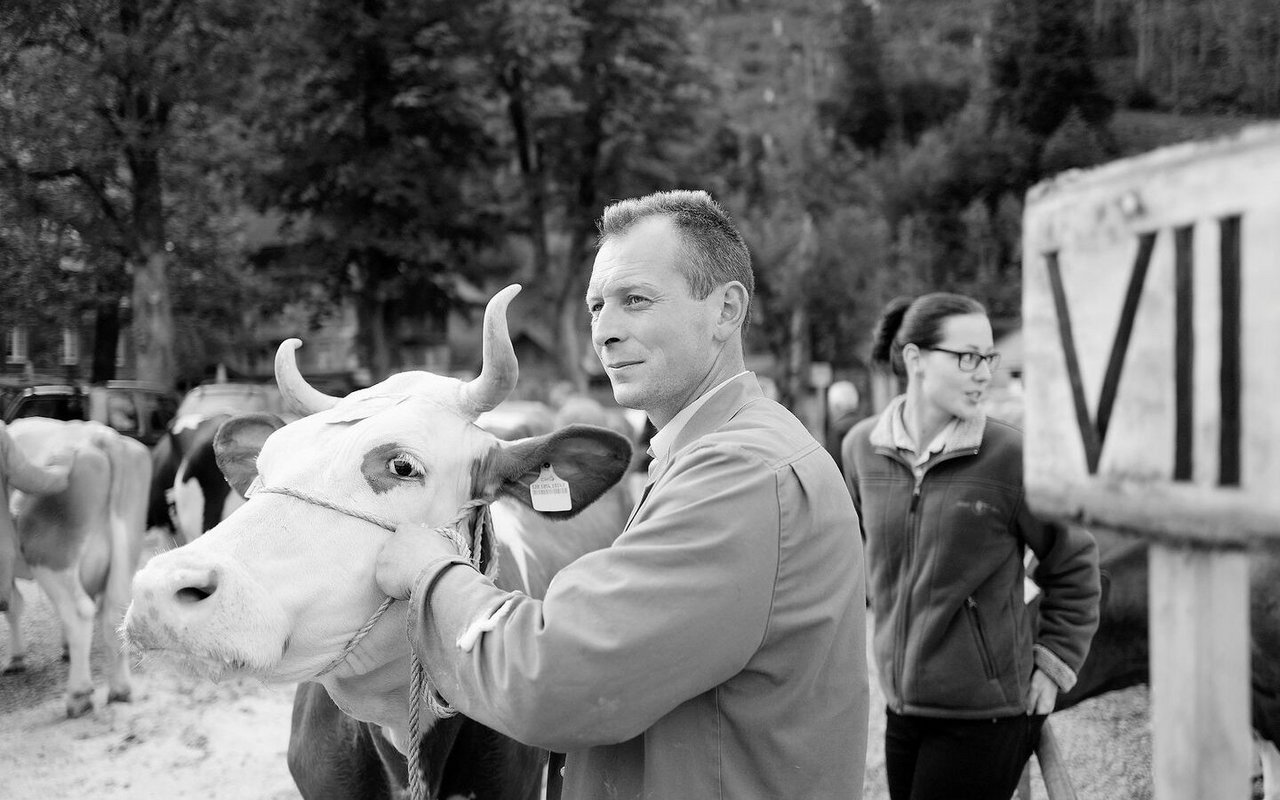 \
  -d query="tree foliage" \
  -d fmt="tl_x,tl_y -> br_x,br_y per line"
988,0 -> 1113,139
0,0 -> 264,387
